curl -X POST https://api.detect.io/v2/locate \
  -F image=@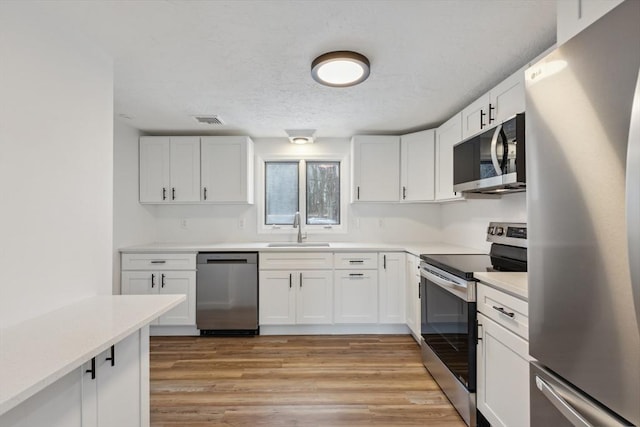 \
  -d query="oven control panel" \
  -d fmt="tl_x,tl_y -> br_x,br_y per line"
487,222 -> 527,247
